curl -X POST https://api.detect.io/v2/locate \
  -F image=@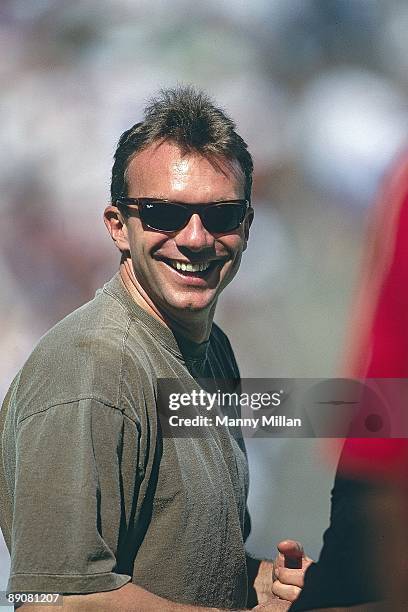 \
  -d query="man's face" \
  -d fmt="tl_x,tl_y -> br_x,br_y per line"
117,140 -> 252,319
